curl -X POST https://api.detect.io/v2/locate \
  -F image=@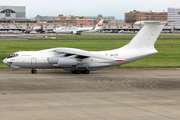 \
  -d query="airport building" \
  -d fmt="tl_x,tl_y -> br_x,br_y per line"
0,6 -> 27,22
168,8 -> 180,26
125,10 -> 167,23
35,14 -> 116,24
53,19 -> 93,26
35,15 -> 59,22
71,14 -> 116,23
